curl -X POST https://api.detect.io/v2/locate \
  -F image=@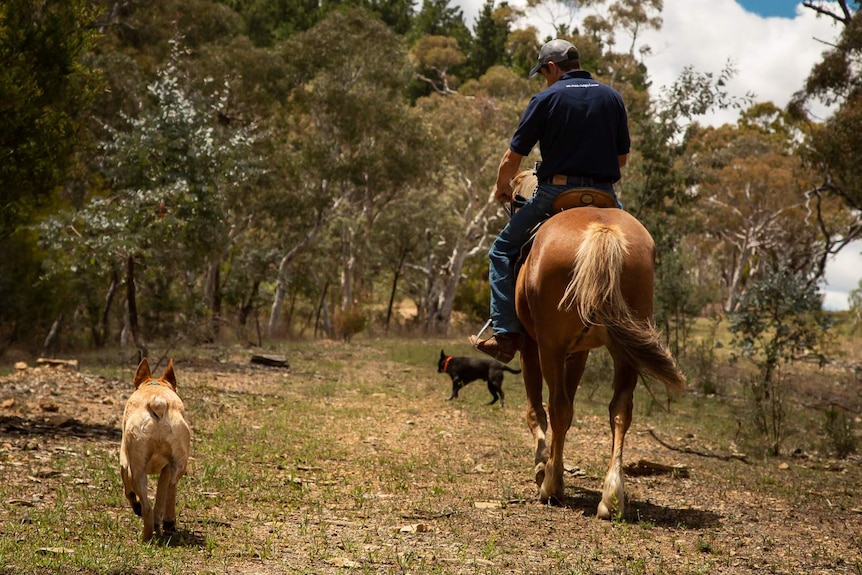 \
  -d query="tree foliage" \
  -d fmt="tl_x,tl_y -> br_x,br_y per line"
38,38 -> 257,352
0,0 -> 851,355
0,0 -> 101,238
792,1 -> 862,269
466,0 -> 516,78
